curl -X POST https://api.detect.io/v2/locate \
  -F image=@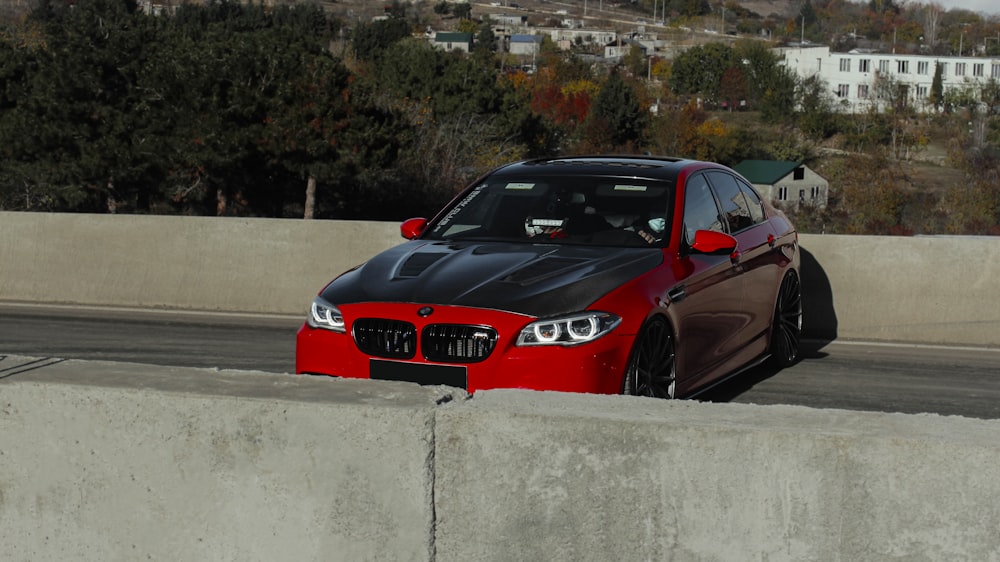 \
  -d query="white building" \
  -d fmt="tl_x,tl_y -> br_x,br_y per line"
509,34 -> 543,56
776,45 -> 1000,113
732,160 -> 829,209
